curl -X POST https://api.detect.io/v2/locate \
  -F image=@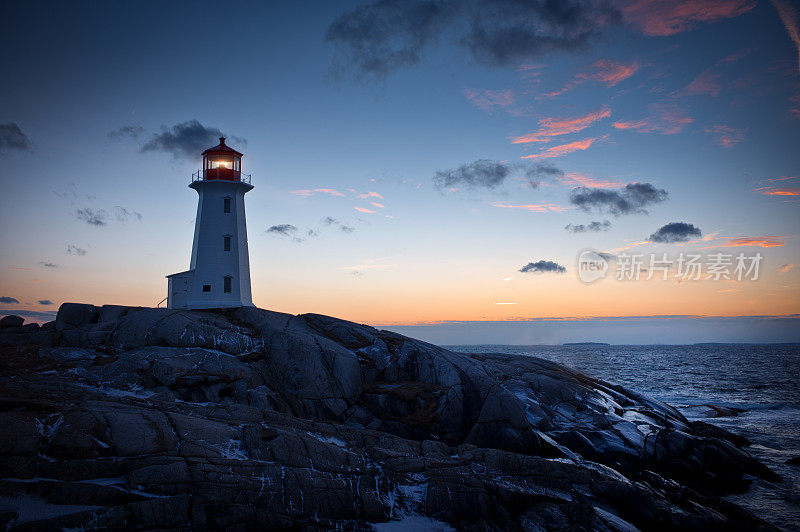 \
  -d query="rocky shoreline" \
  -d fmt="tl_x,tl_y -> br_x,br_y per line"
0,304 -> 782,530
